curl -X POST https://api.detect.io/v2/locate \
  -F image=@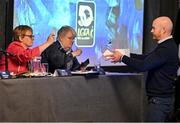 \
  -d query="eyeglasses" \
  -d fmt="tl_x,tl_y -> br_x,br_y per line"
66,36 -> 76,40
23,35 -> 35,39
